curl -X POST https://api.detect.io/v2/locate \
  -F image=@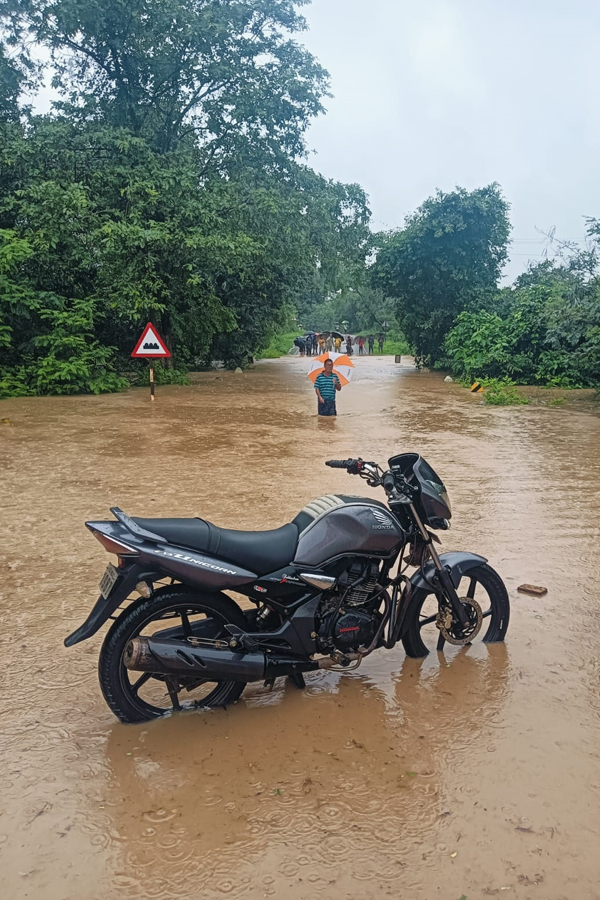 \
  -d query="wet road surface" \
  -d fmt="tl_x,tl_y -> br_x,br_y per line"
1,355 -> 600,899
